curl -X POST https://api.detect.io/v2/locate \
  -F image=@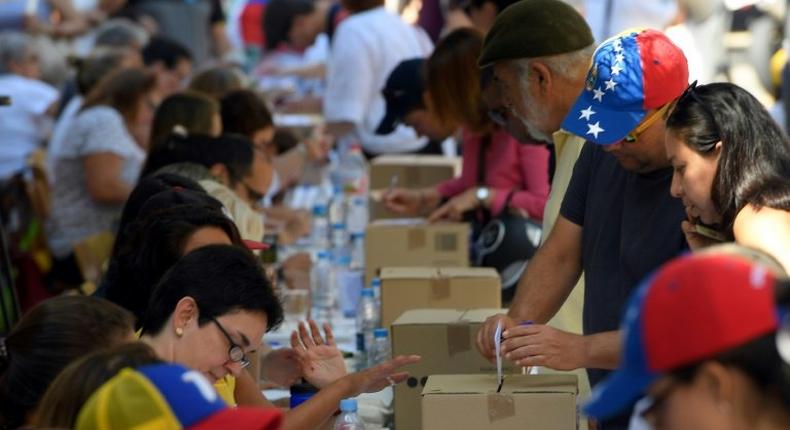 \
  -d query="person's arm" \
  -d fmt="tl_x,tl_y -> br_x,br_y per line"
500,325 -> 620,370
733,204 -> 790,274
322,24 -> 371,141
209,0 -> 233,58
234,370 -> 276,407
83,153 -> 133,204
489,143 -> 551,219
